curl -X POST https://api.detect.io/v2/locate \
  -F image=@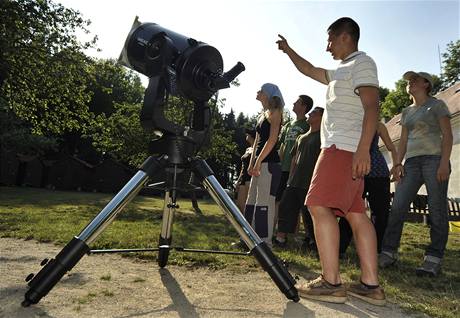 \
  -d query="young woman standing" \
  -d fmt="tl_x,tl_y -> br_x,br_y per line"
244,83 -> 284,247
